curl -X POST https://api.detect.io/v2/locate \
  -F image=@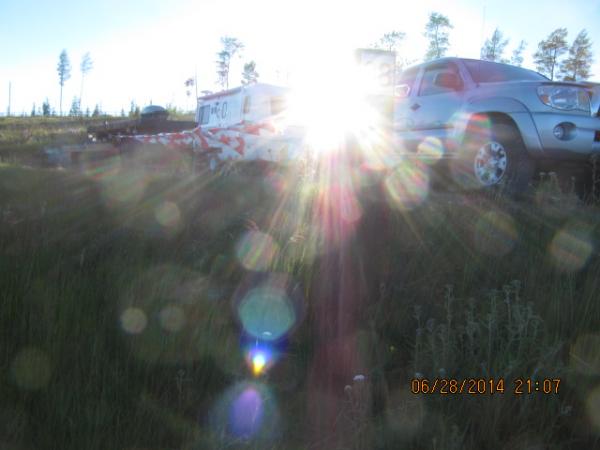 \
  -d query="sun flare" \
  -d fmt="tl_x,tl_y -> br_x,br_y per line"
284,53 -> 383,152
